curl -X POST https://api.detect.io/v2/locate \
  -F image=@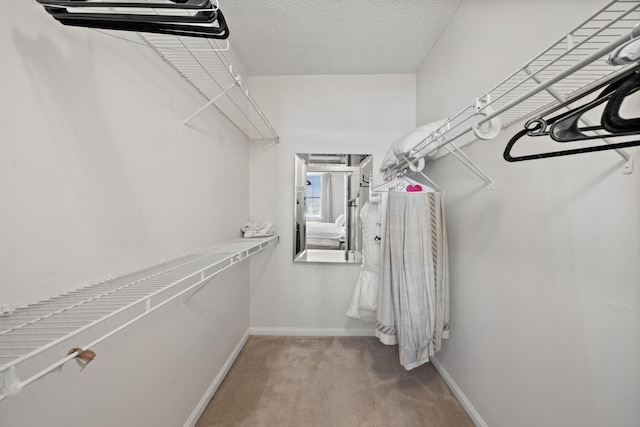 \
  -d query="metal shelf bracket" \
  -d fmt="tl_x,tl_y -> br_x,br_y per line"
182,82 -> 237,126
